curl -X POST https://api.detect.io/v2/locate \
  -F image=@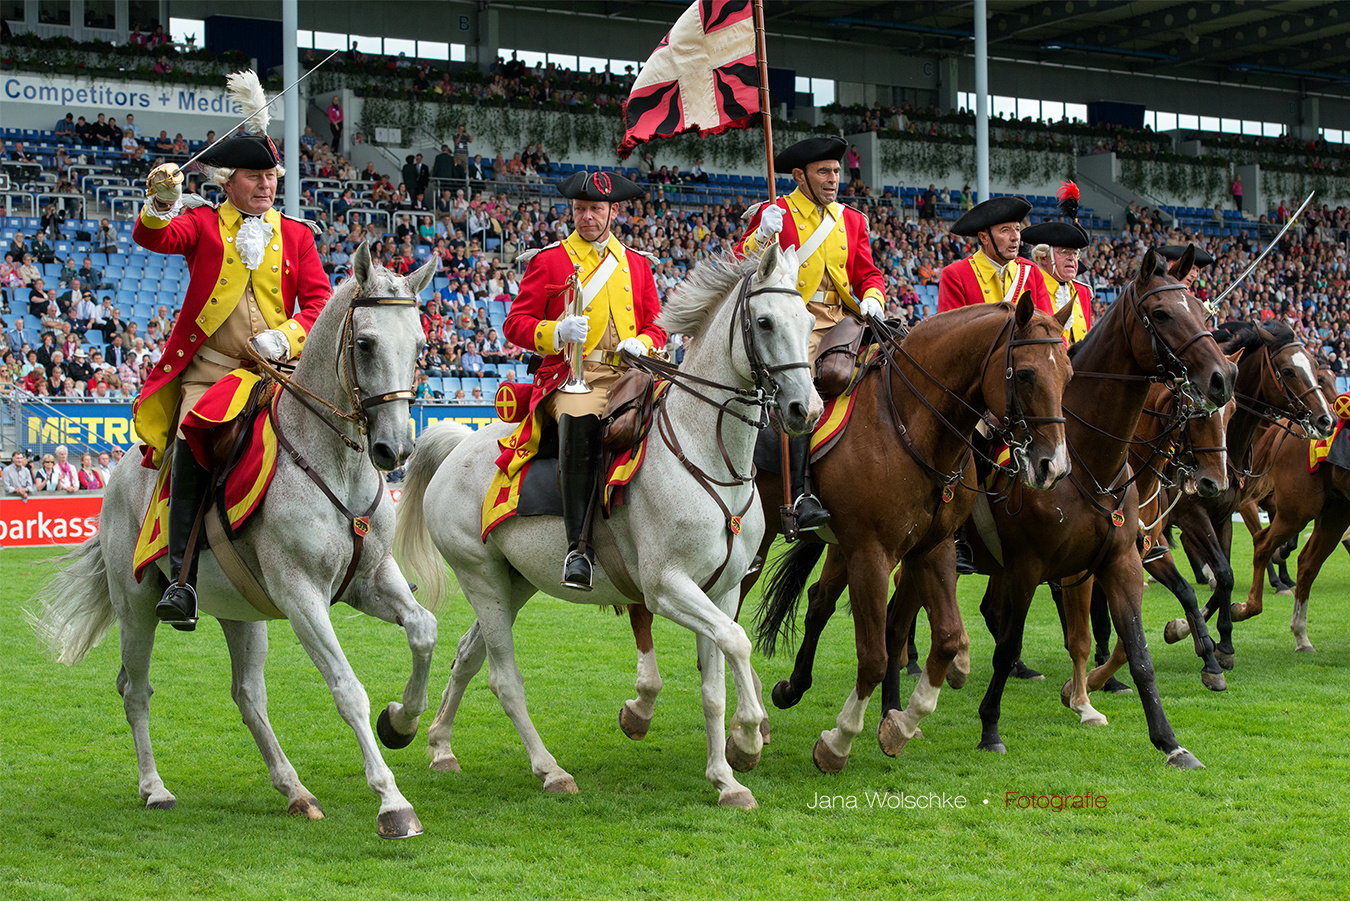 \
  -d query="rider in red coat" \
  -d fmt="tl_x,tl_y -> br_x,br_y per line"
1021,219 -> 1093,343
134,71 -> 329,630
503,170 -> 665,589
937,195 -> 1053,316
